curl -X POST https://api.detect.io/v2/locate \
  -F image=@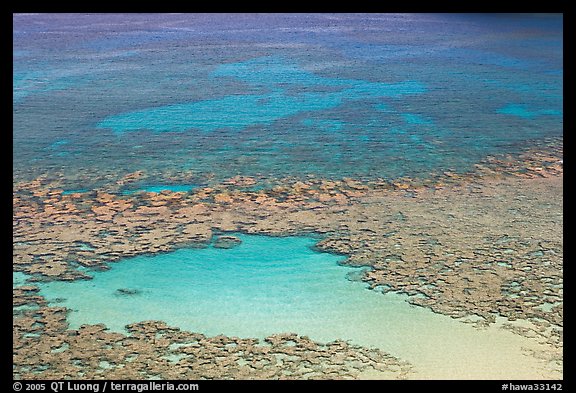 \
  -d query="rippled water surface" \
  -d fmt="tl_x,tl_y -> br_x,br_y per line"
13,13 -> 563,188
